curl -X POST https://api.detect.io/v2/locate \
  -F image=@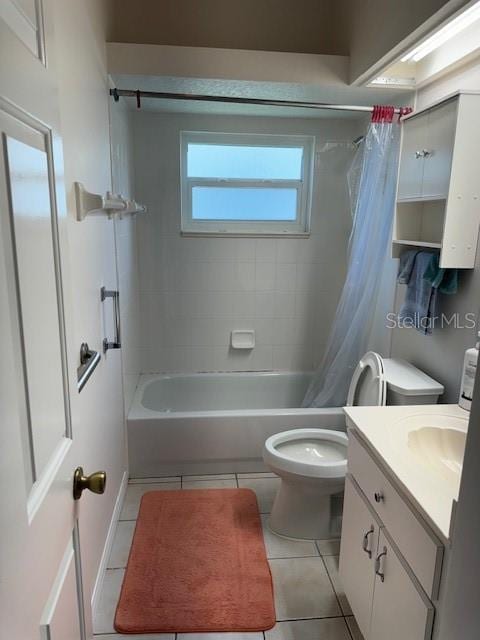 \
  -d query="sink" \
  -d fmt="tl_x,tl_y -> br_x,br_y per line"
408,426 -> 466,482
